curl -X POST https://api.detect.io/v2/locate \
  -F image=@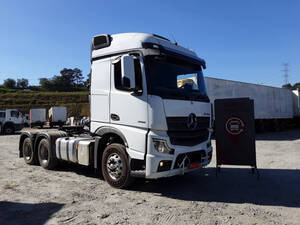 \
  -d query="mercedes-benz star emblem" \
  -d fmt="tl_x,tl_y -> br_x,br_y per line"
187,113 -> 197,129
